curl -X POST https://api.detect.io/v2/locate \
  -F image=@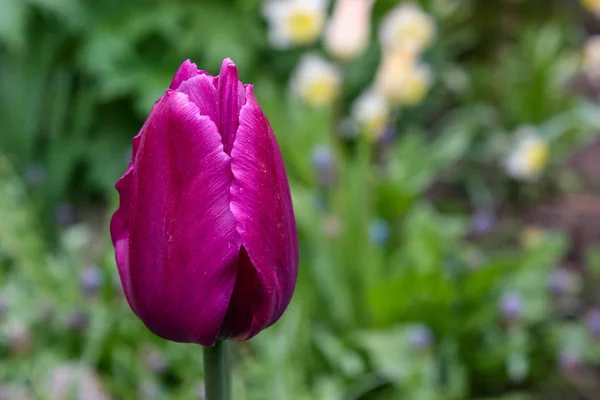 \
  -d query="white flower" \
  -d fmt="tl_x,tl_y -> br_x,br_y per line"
583,35 -> 600,81
263,0 -> 328,48
290,53 -> 343,107
582,0 -> 600,16
324,0 -> 374,61
379,3 -> 436,54
505,128 -> 550,181
374,50 -> 433,106
351,89 -> 390,139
